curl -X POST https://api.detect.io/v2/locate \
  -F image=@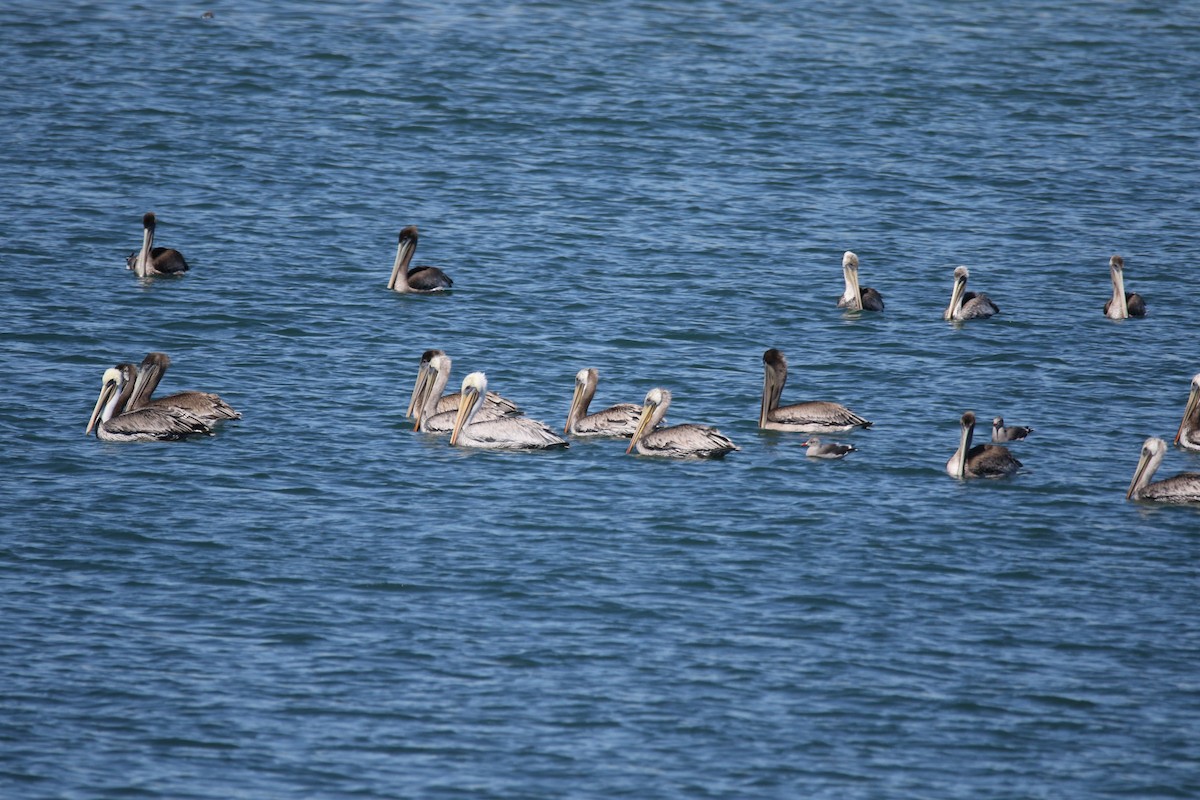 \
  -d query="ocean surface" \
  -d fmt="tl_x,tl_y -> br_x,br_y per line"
2,1 -> 1199,797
